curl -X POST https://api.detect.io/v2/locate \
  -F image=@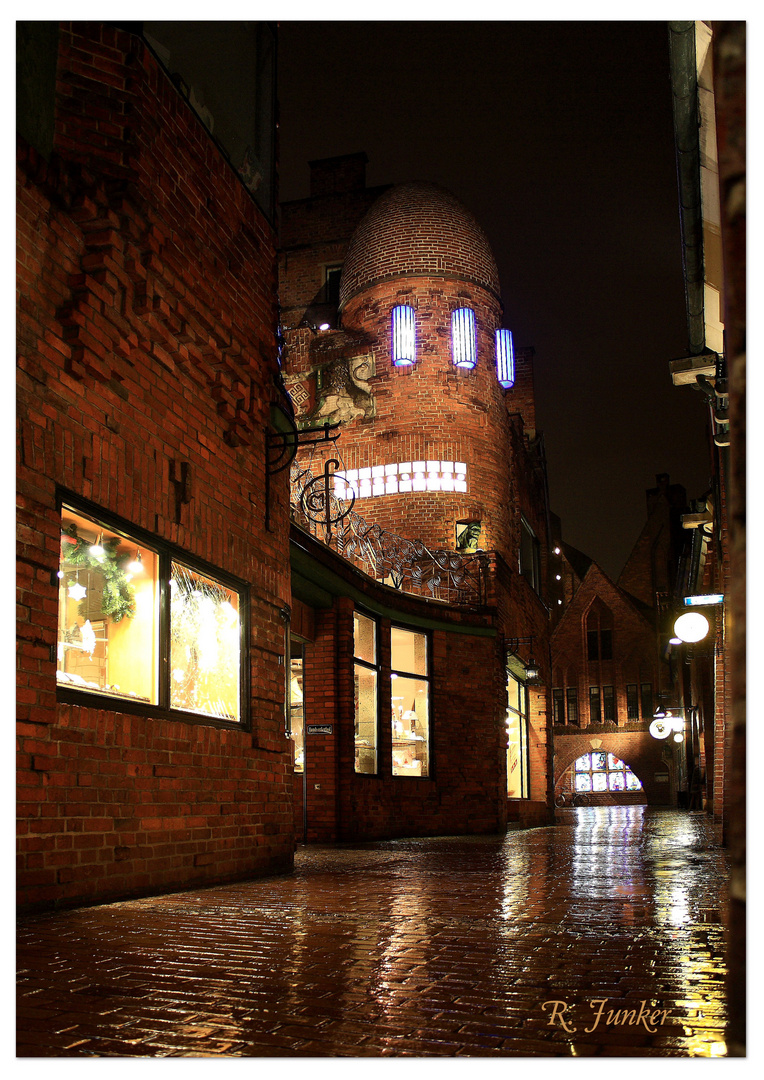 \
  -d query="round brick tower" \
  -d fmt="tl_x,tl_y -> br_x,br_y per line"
332,182 -> 517,560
